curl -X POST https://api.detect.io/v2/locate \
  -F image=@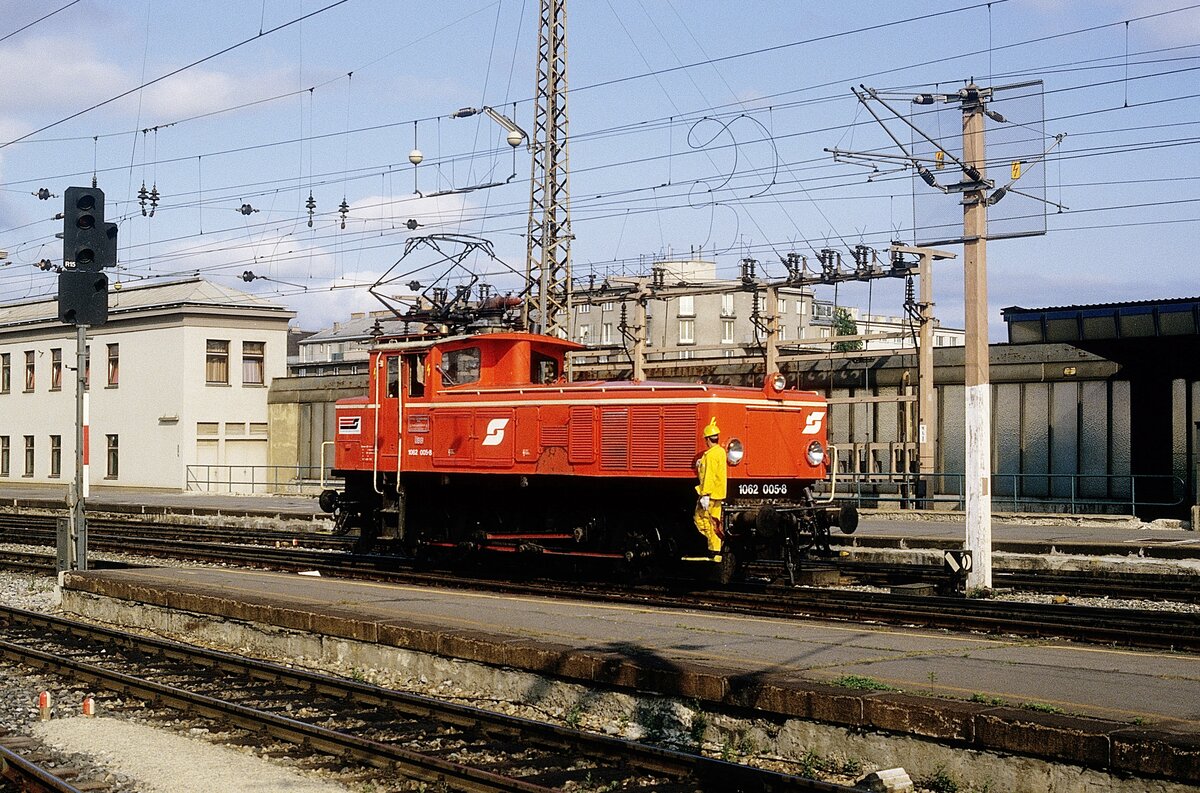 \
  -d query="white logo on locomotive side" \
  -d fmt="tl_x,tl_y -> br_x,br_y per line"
801,411 -> 826,435
482,418 -> 510,446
